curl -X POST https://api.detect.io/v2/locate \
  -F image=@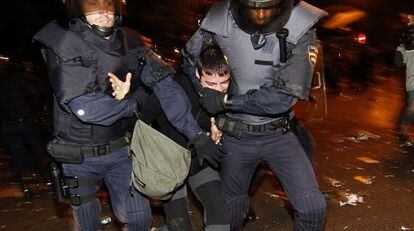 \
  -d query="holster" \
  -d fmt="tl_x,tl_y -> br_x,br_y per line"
47,141 -> 84,164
